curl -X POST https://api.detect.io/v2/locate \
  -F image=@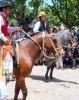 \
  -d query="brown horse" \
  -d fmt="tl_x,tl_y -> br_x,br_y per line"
13,32 -> 63,100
